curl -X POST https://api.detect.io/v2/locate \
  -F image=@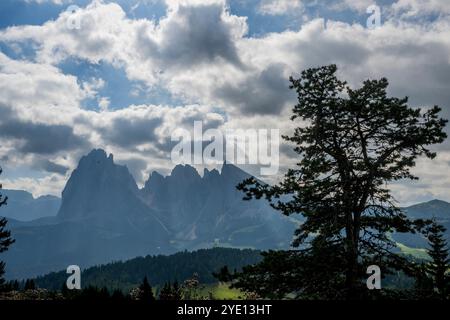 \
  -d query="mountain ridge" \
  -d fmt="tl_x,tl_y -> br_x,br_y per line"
2,149 -> 295,279
0,189 -> 60,221
2,148 -> 450,280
